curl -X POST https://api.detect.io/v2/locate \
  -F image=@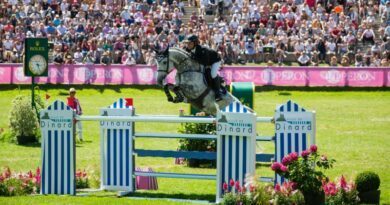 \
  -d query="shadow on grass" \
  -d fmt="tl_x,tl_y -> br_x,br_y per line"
278,92 -> 291,96
125,191 -> 215,202
17,142 -> 41,148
